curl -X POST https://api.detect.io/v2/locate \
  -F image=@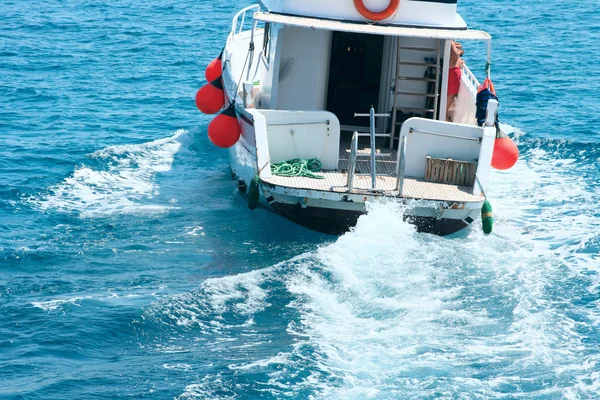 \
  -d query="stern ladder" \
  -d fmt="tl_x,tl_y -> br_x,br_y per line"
389,38 -> 441,150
